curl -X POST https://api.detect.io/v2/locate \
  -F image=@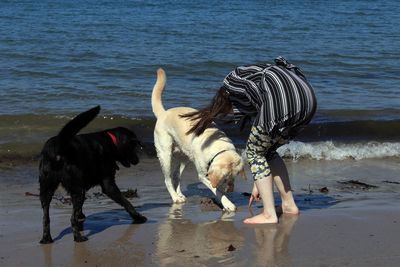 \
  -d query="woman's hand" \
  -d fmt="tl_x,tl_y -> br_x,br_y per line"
248,183 -> 260,207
